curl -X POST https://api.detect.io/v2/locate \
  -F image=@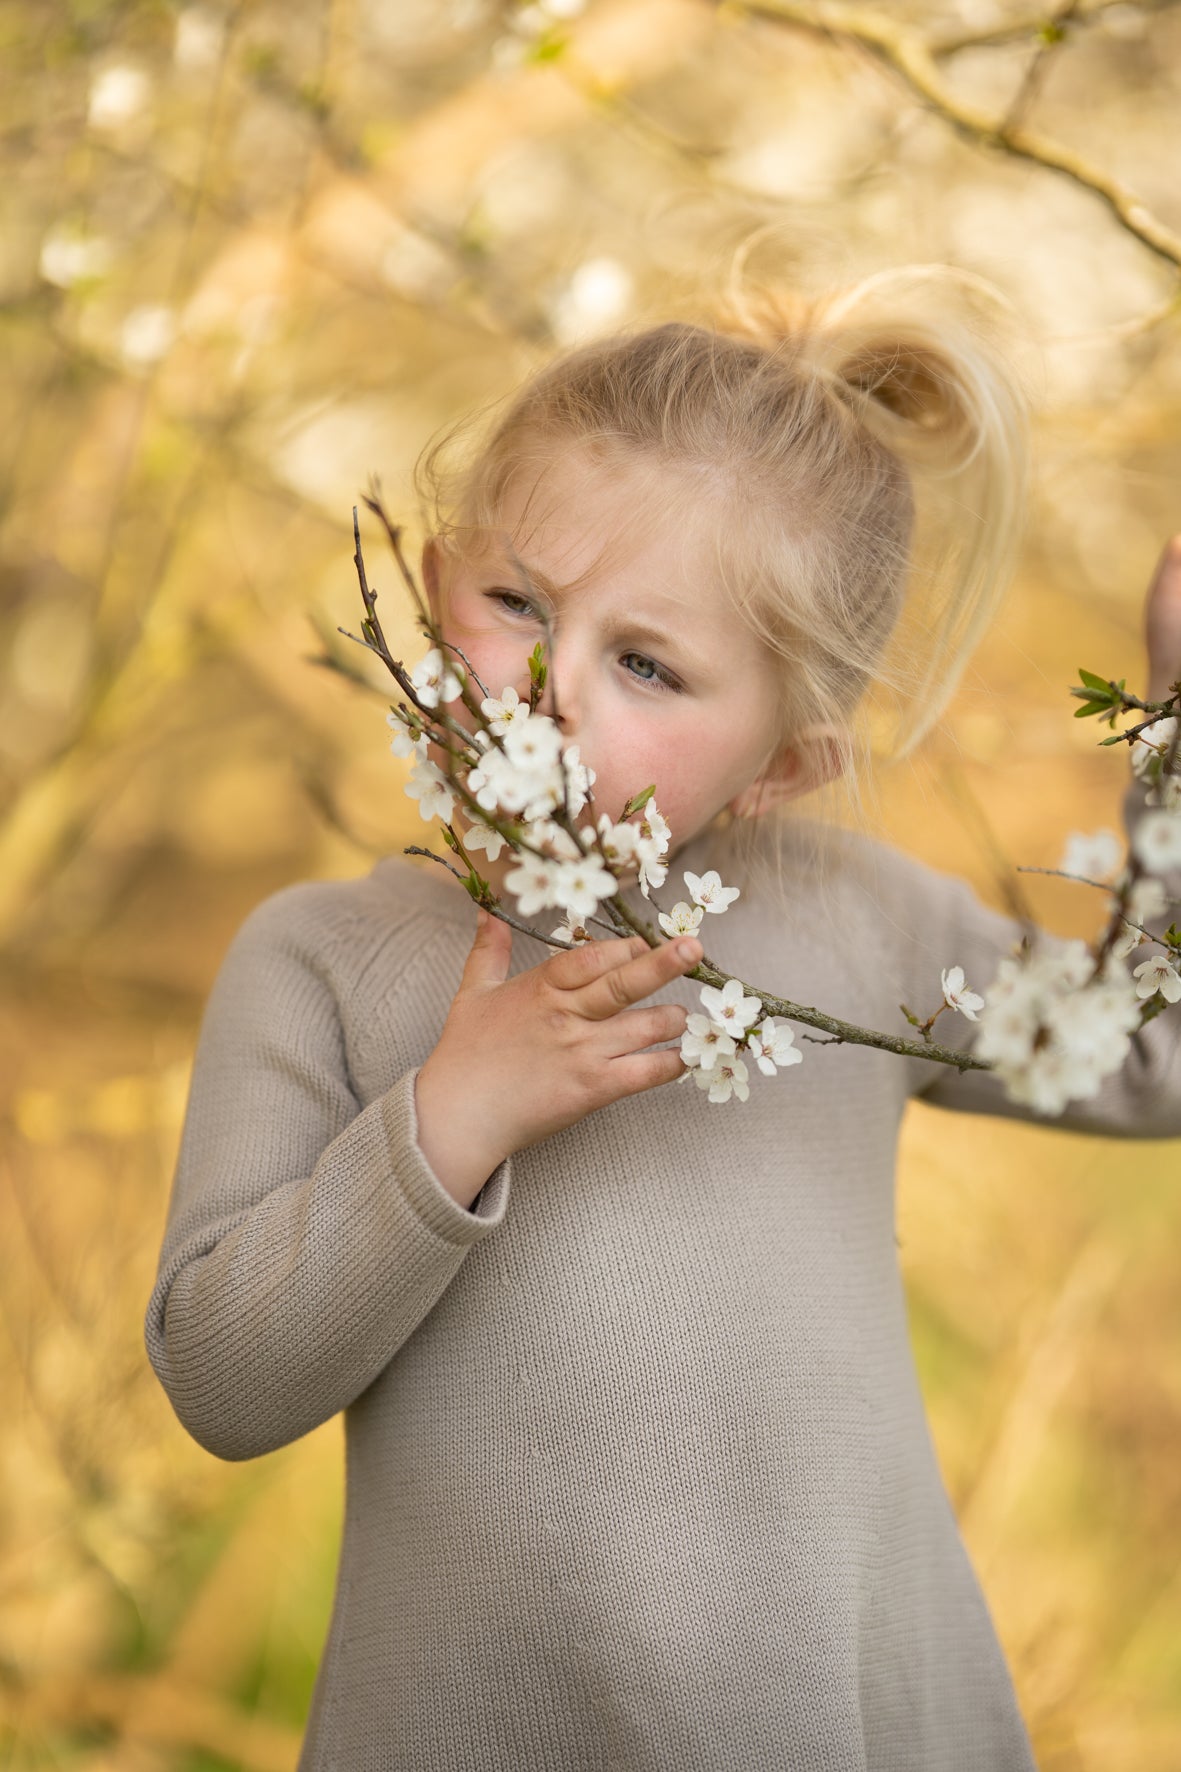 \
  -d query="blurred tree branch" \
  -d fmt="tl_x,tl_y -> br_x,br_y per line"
717,0 -> 1181,274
